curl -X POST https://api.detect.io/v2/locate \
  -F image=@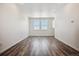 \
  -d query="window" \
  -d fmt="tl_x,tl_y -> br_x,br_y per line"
32,19 -> 40,30
32,18 -> 48,30
41,19 -> 48,30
